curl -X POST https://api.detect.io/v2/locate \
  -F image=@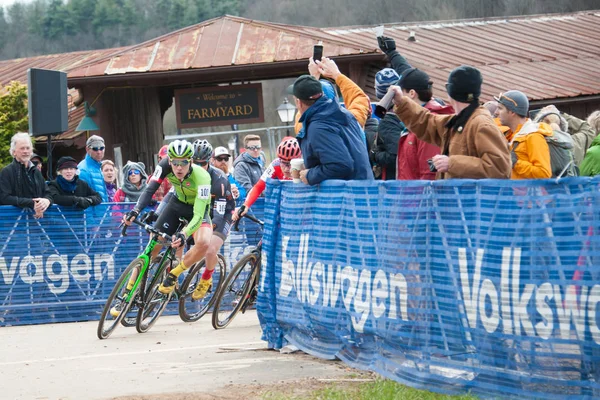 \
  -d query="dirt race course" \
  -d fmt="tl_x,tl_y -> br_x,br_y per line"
0,311 -> 363,400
